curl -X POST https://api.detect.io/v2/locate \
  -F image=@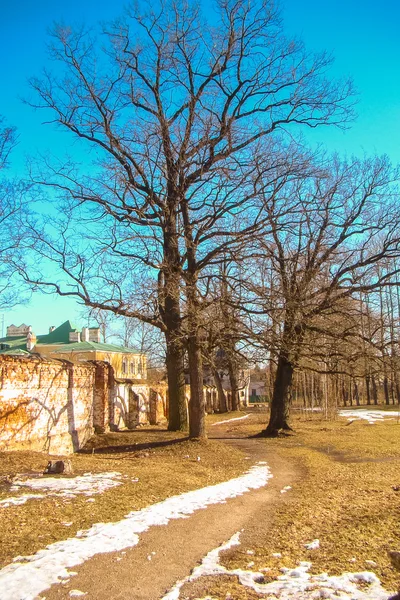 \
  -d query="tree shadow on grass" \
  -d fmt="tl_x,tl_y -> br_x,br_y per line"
79,436 -> 190,455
